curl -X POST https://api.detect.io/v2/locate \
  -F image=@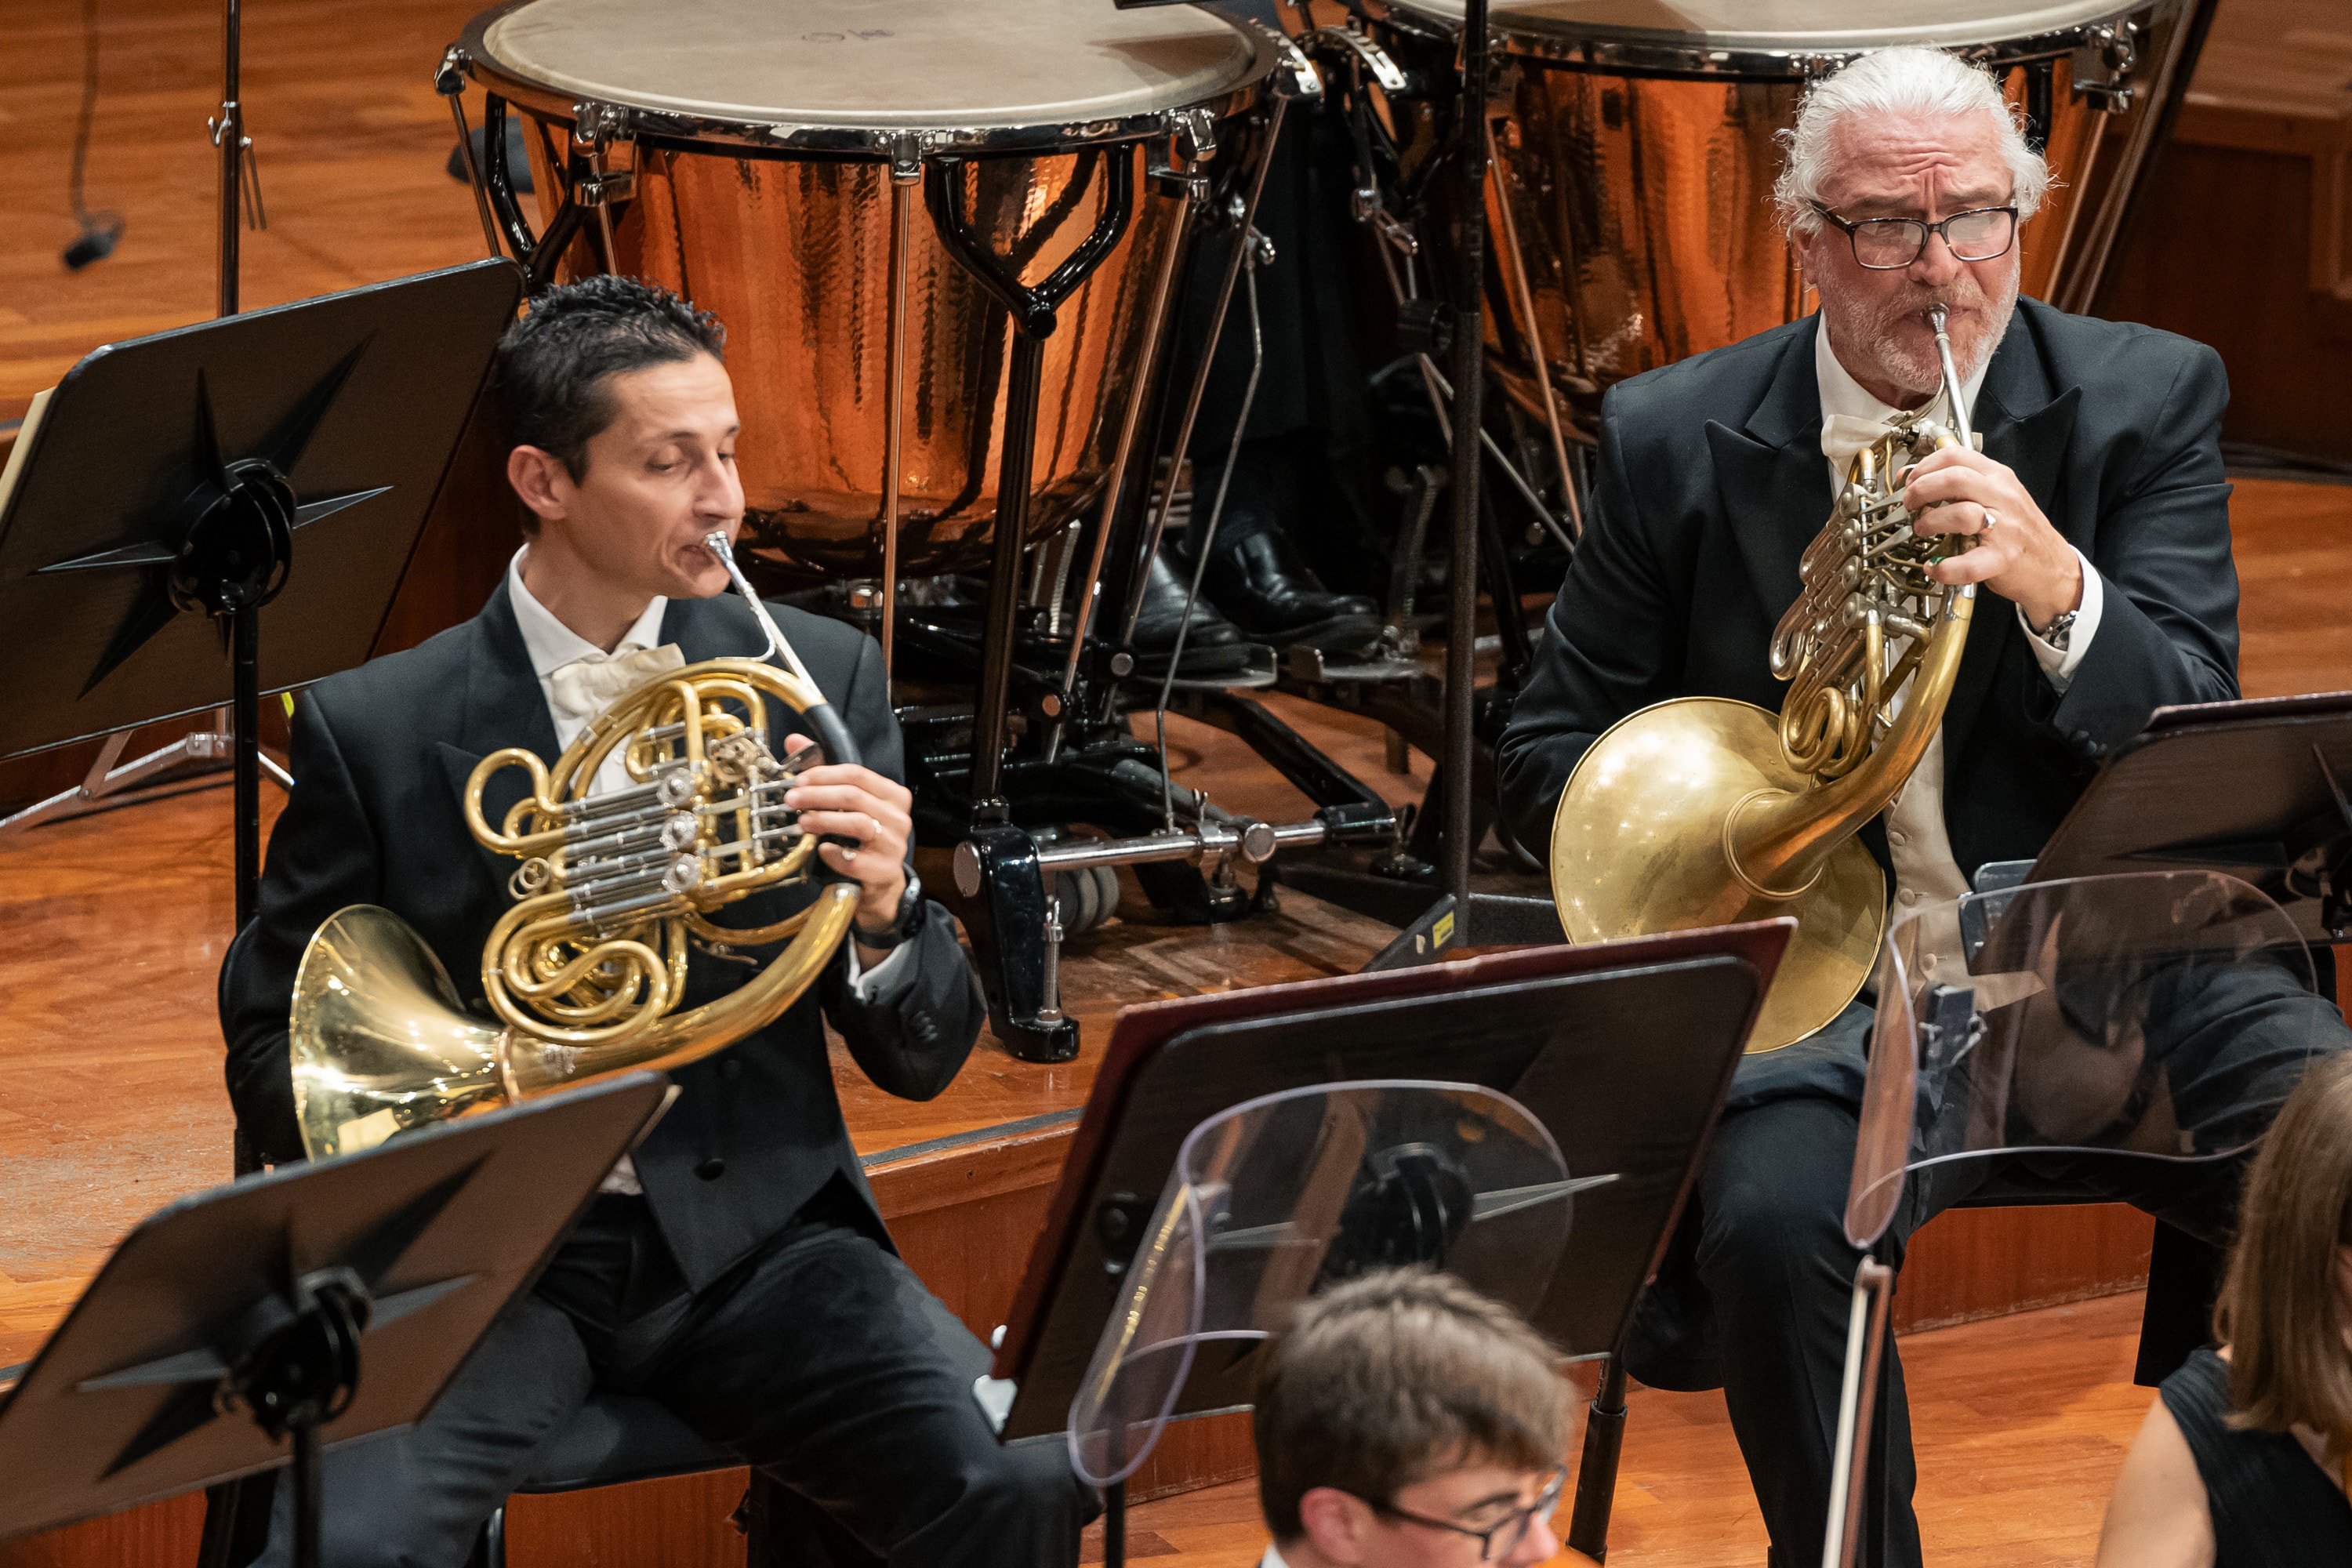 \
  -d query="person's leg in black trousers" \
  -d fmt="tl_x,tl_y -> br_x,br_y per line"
647,1200 -> 1088,1567
1668,949 -> 2352,1568
249,1290 -> 599,1567
1688,1095 -> 1926,1568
